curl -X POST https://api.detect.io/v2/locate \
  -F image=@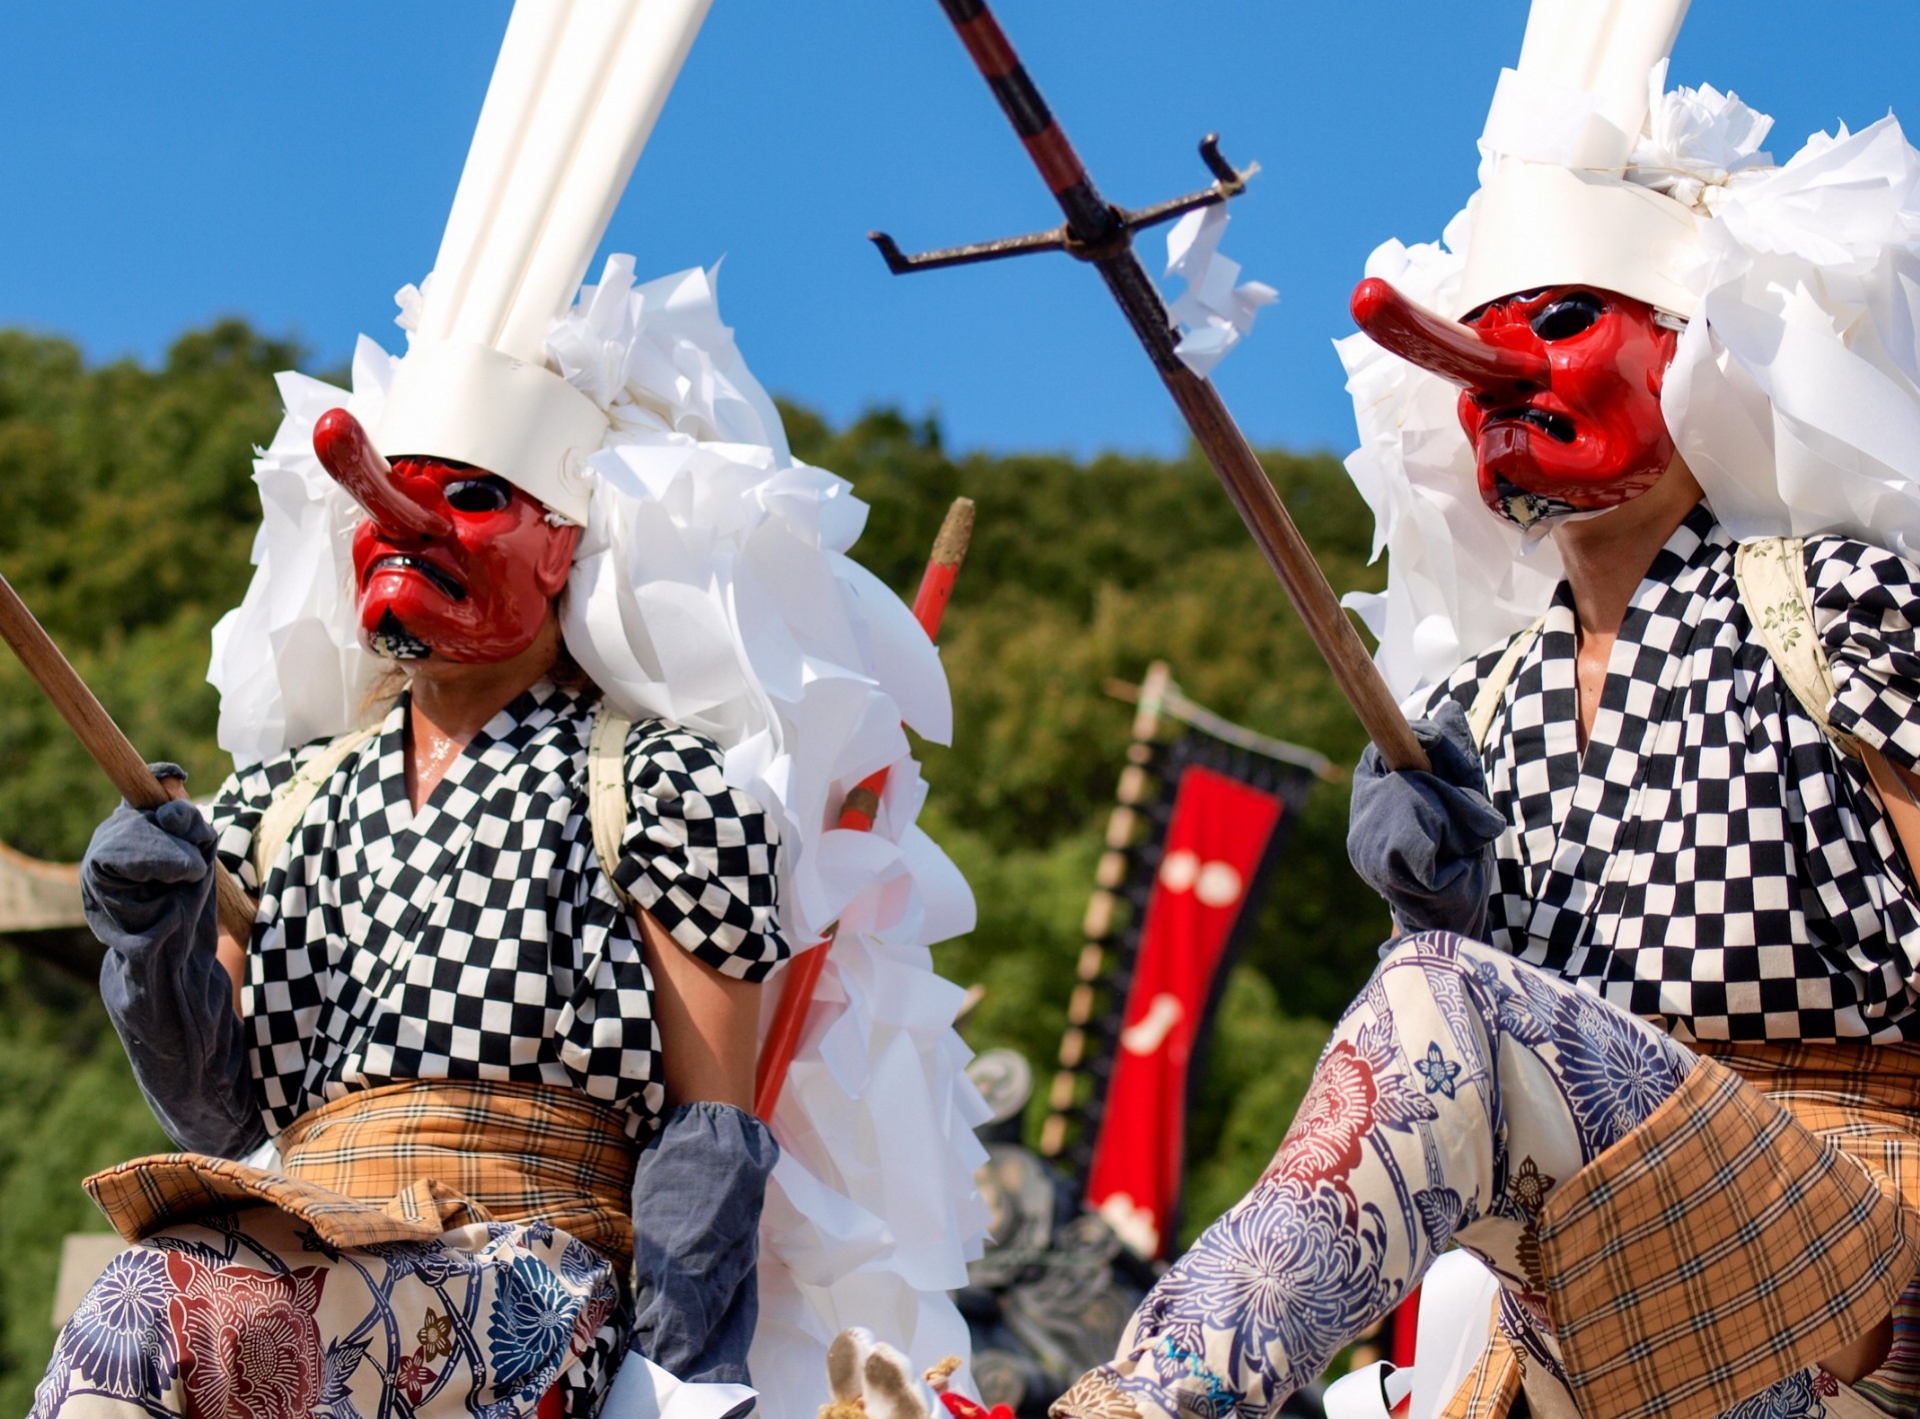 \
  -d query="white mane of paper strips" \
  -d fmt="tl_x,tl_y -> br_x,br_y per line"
208,258 -> 992,1414
1342,73 -> 1920,702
